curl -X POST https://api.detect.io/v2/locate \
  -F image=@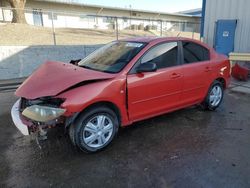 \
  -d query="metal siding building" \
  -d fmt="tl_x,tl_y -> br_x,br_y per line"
202,0 -> 250,53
